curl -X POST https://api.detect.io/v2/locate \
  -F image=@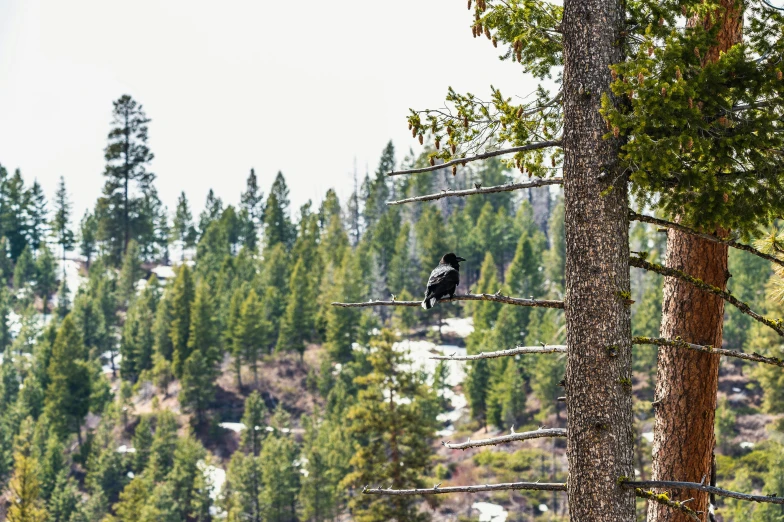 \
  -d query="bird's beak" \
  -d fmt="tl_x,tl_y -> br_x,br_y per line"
456,256 -> 466,262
